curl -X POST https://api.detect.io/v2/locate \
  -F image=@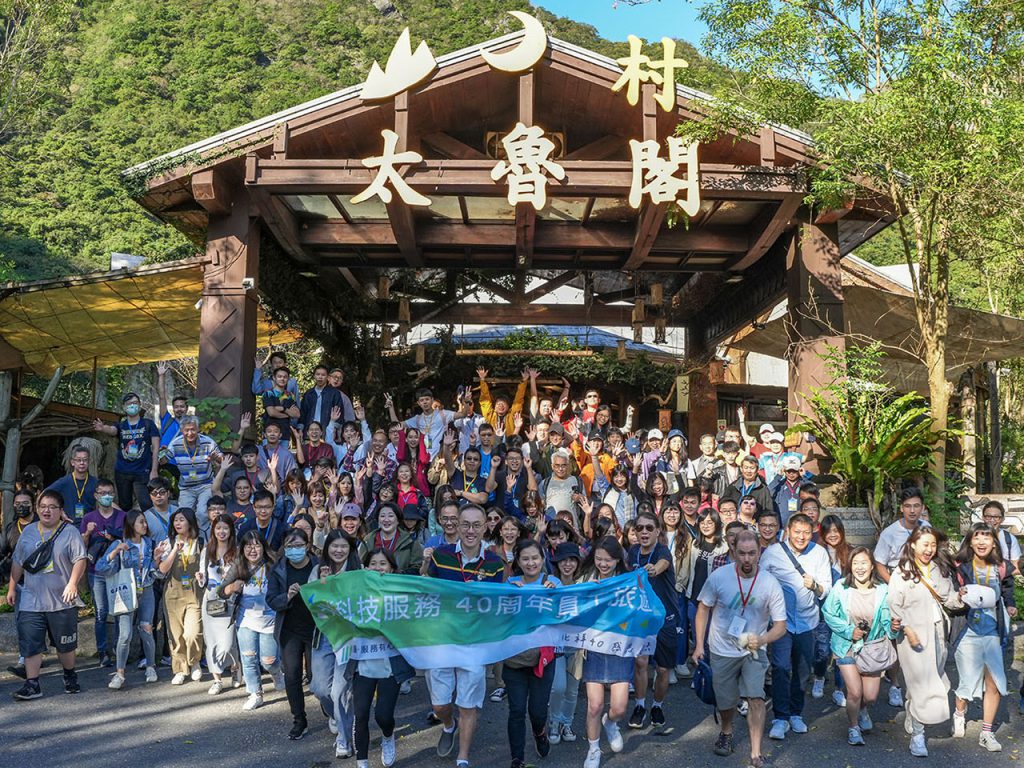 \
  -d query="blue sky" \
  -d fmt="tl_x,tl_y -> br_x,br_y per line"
534,1 -> 706,46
